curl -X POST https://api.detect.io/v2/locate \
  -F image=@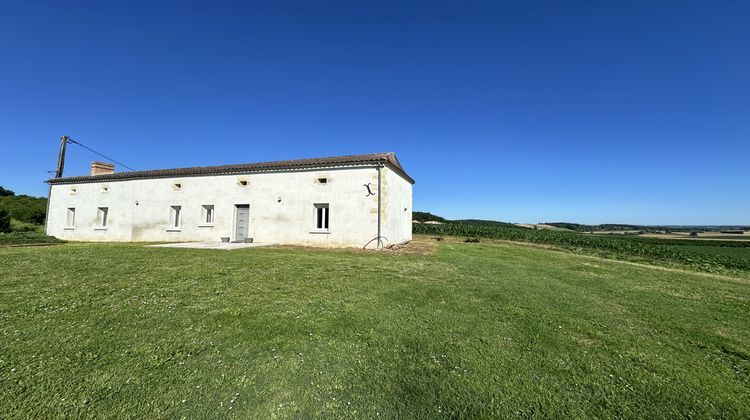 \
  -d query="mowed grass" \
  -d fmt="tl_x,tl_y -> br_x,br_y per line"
1,240 -> 749,418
